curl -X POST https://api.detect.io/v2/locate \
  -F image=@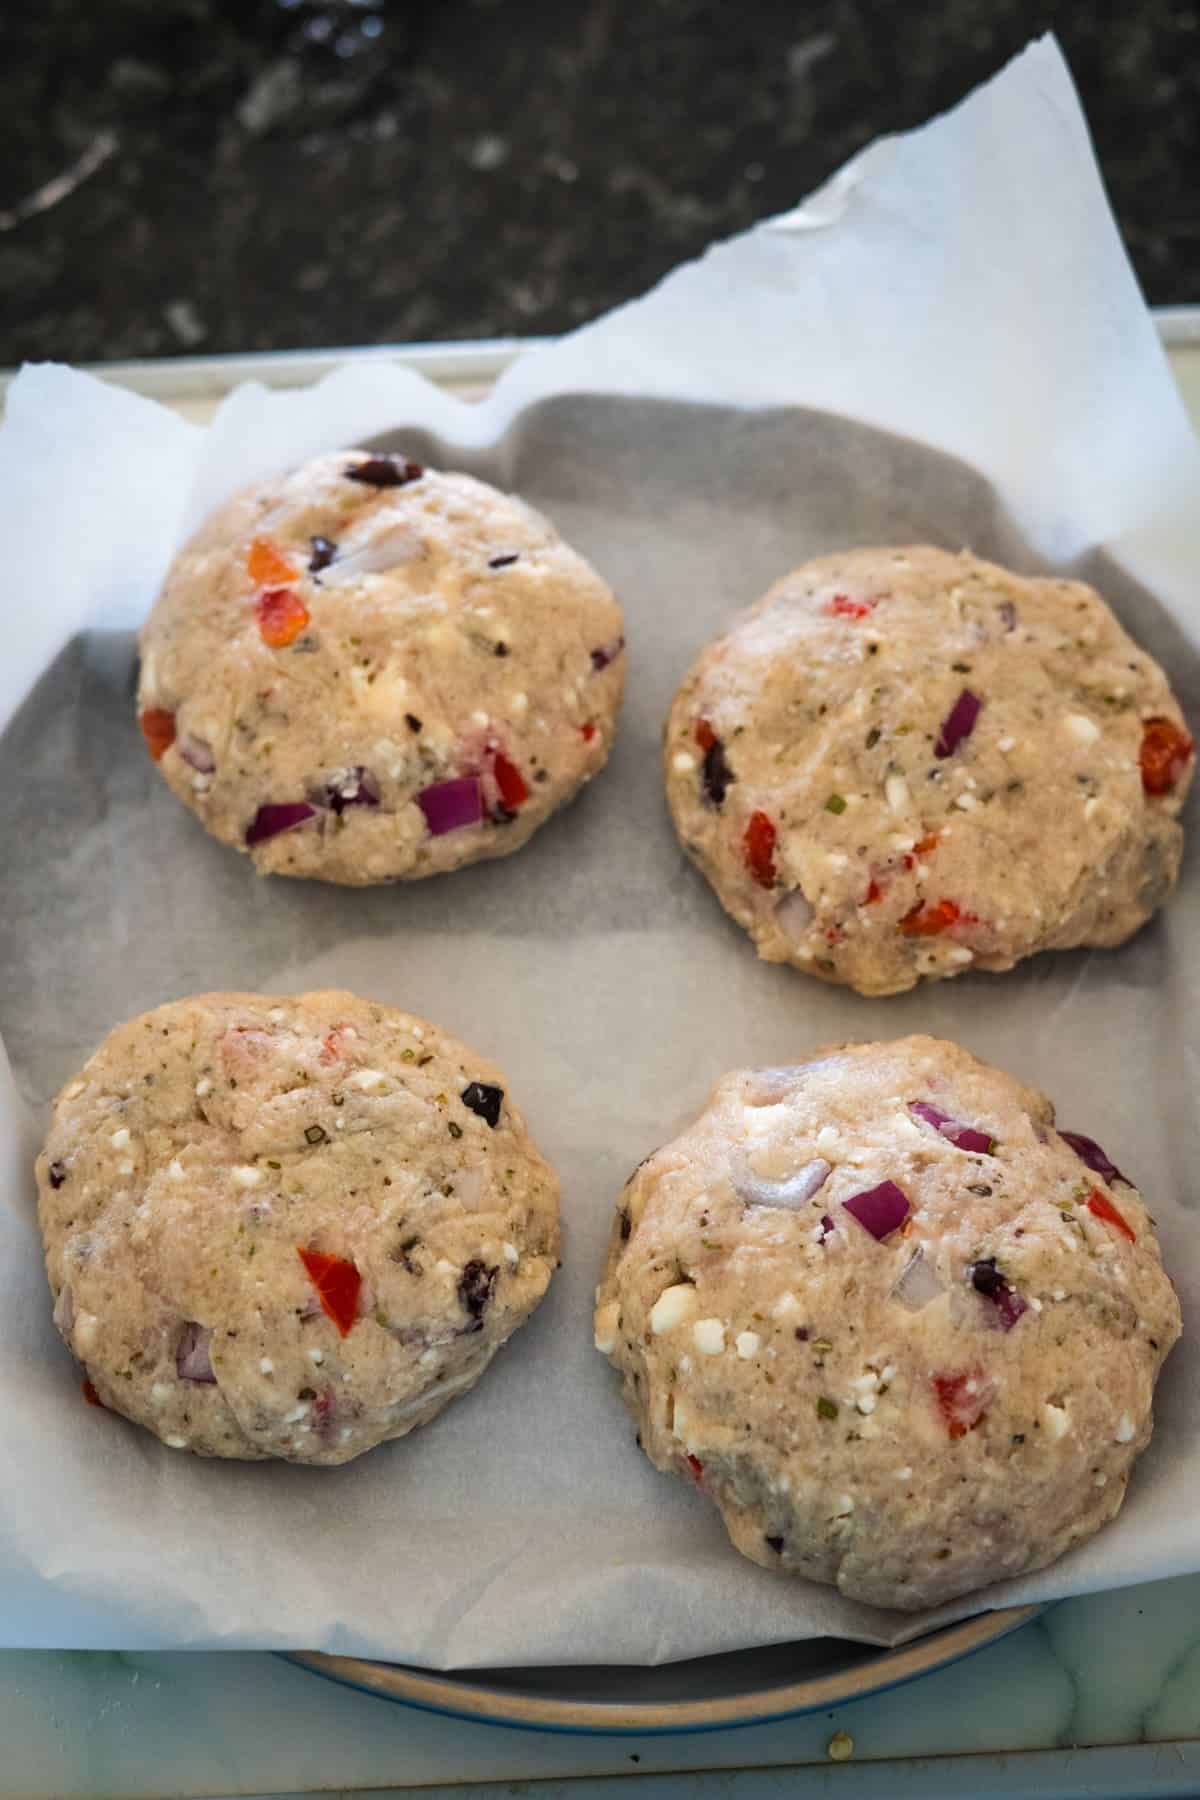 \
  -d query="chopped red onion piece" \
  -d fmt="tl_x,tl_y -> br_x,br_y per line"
590,636 -> 625,672
908,1100 -> 996,1155
54,1285 -> 75,1338
774,887 -> 815,944
176,1321 -> 216,1383
891,1248 -> 946,1312
1060,1130 -> 1131,1188
817,1213 -> 835,1243
179,734 -> 215,774
970,1258 -> 1028,1331
416,776 -> 483,835
736,1158 -> 831,1211
842,1179 -> 909,1240
934,688 -> 981,758
246,801 -> 317,846
320,523 -> 421,582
